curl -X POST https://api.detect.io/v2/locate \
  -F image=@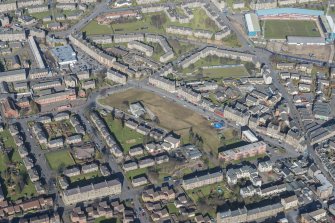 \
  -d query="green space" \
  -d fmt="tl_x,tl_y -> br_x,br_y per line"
186,182 -> 234,203
168,39 -> 197,57
82,8 -> 219,36
202,65 -> 249,79
180,55 -> 254,79
329,6 -> 335,15
175,7 -> 186,16
45,150 -> 75,171
125,168 -> 147,180
185,181 -> 238,218
221,128 -> 241,146
152,161 -> 194,182
148,42 -> 165,62
70,171 -> 101,183
62,10 -> 82,16
230,154 -> 266,165
82,20 -> 114,35
222,33 -> 242,48
94,217 -> 120,223
103,116 -> 144,153
167,203 -> 179,214
29,11 -> 51,19
263,20 -> 321,39
0,130 -> 37,201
